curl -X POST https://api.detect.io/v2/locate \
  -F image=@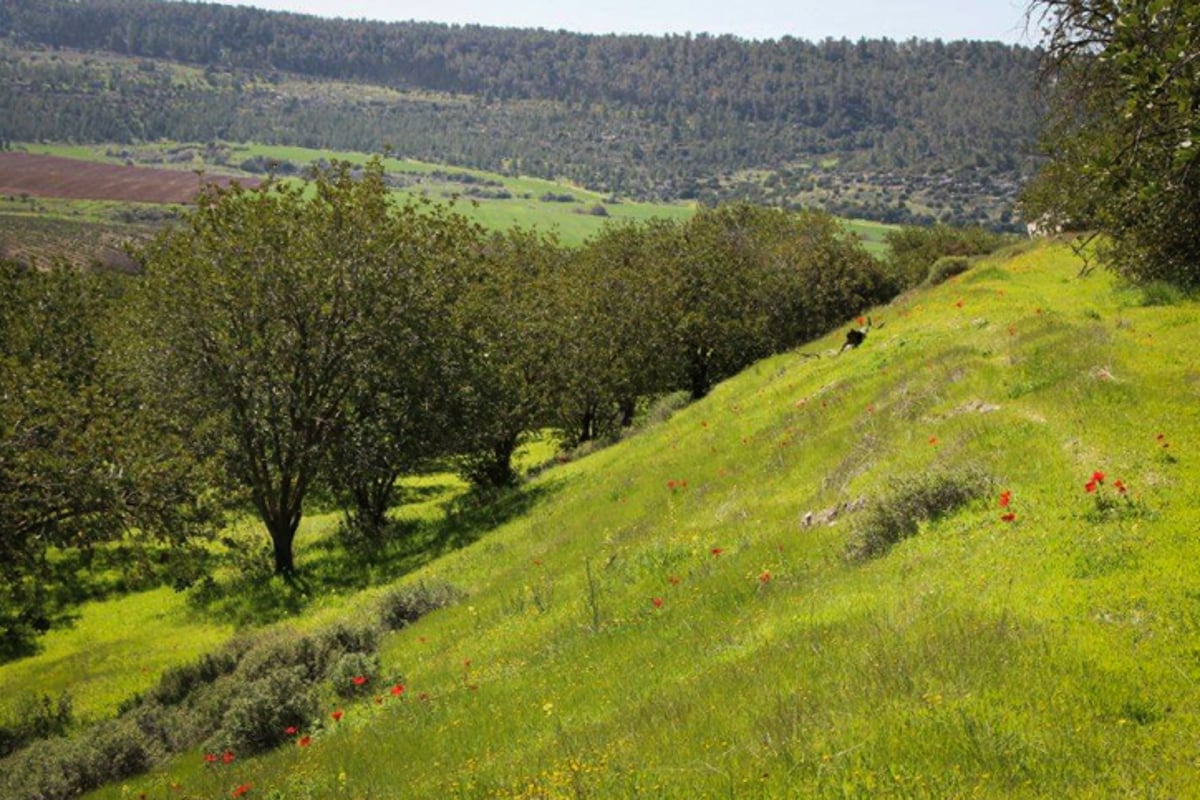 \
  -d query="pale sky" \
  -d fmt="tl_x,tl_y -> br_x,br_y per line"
211,0 -> 1036,45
